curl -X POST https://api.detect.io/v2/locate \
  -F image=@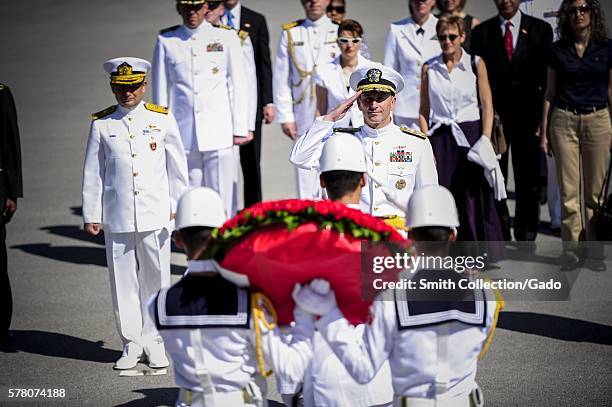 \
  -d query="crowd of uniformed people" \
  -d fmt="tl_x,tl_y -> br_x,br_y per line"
32,0 -> 608,405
